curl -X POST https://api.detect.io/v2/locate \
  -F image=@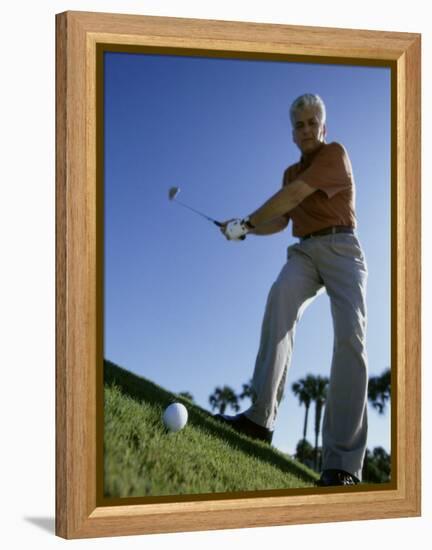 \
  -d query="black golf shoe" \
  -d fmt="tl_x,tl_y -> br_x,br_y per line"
316,469 -> 360,487
213,413 -> 273,444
